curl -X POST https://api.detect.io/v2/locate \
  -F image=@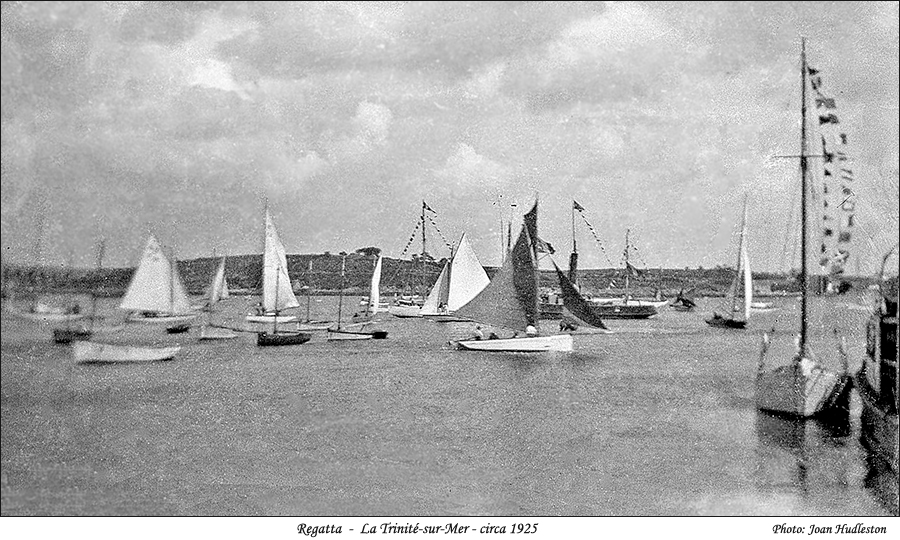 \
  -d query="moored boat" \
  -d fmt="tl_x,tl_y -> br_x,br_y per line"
257,331 -> 311,347
73,341 -> 180,364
